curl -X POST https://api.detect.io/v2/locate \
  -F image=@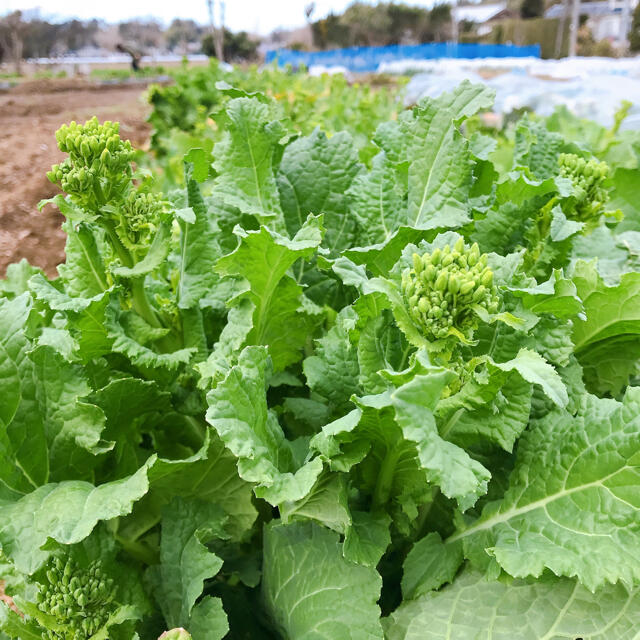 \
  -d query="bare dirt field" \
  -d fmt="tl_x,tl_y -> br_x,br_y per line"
0,80 -> 152,278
